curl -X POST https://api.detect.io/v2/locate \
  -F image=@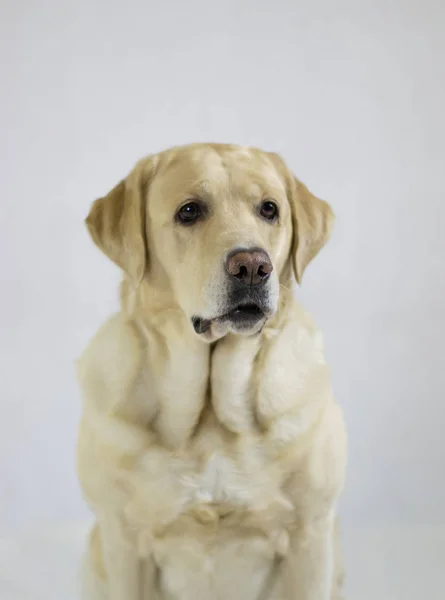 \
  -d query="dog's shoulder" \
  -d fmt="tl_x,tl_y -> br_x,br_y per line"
76,314 -> 144,414
262,298 -> 326,369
